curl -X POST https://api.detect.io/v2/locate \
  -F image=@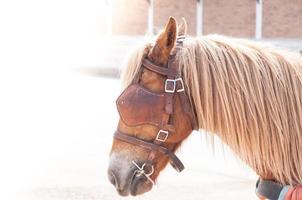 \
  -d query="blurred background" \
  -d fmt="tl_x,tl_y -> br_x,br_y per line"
0,0 -> 301,200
